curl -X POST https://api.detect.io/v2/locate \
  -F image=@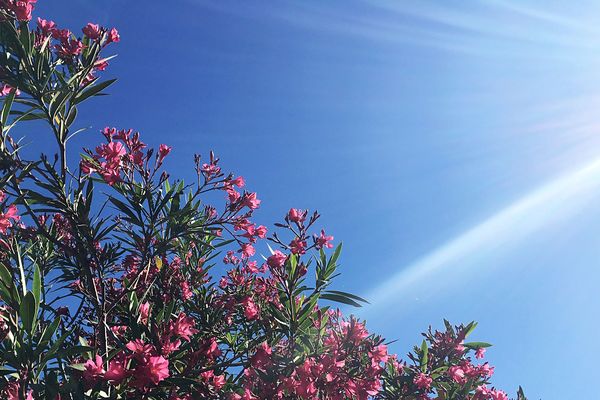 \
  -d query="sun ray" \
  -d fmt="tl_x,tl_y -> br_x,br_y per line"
360,156 -> 600,316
